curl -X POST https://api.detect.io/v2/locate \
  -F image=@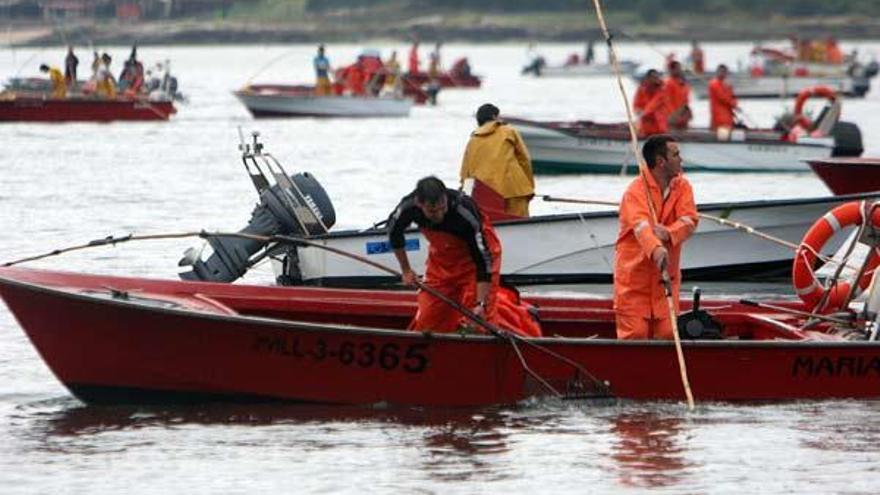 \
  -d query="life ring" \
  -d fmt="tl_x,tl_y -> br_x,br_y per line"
791,85 -> 837,132
792,201 -> 880,313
